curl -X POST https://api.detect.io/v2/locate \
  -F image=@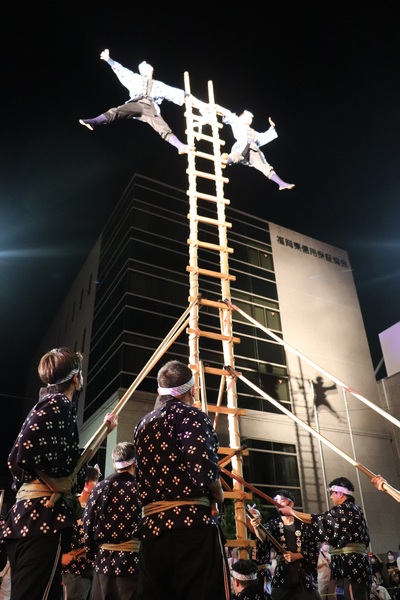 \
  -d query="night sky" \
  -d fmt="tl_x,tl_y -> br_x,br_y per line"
1,2 -> 399,458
